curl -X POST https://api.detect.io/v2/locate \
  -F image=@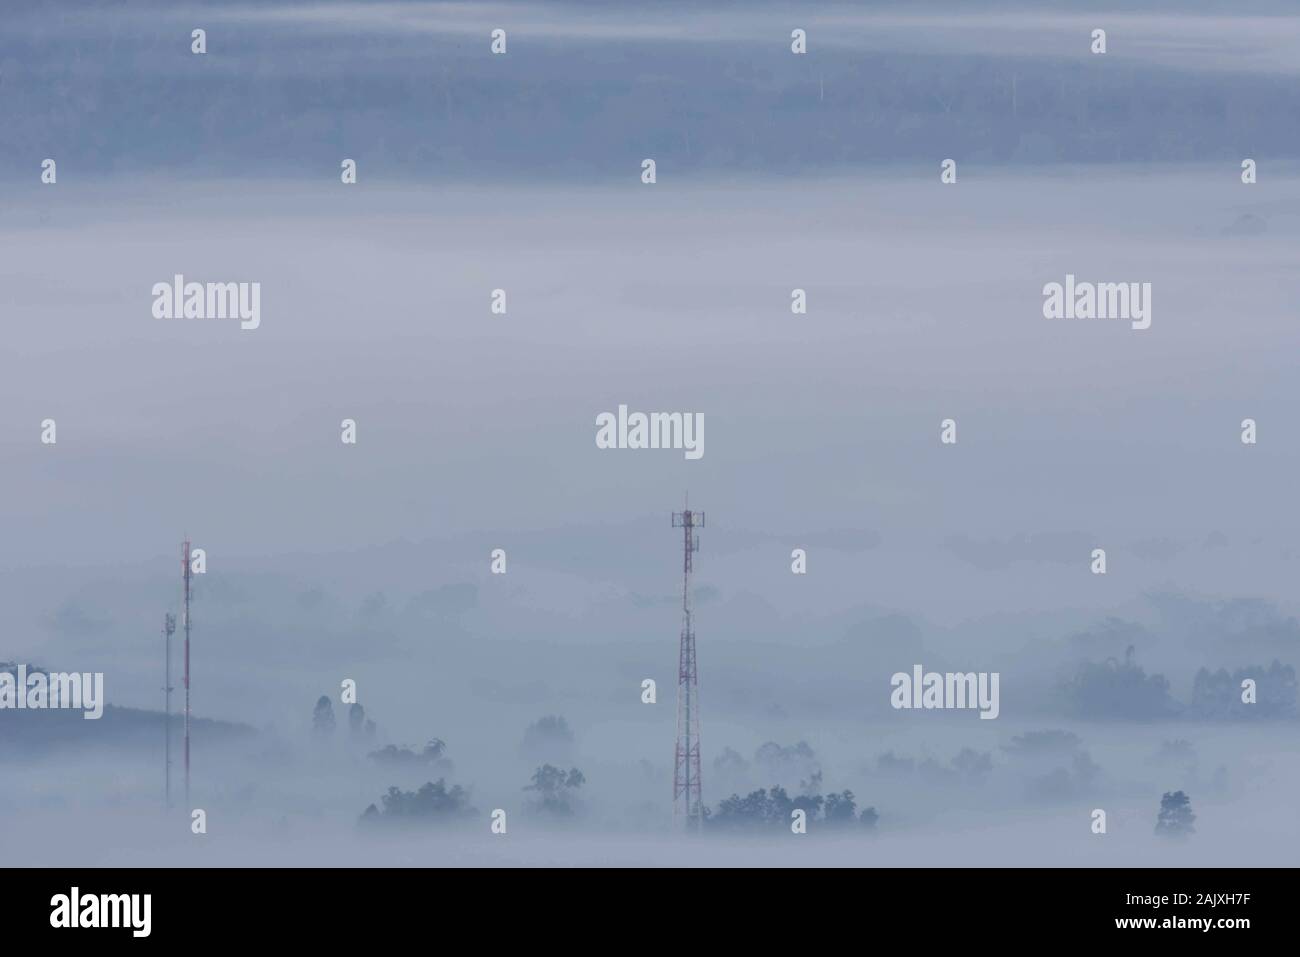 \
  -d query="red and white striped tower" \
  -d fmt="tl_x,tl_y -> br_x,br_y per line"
671,500 -> 704,827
